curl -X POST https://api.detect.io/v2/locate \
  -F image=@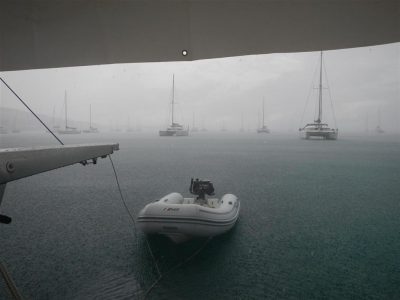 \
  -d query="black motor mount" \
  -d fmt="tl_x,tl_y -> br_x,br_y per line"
189,178 -> 215,199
